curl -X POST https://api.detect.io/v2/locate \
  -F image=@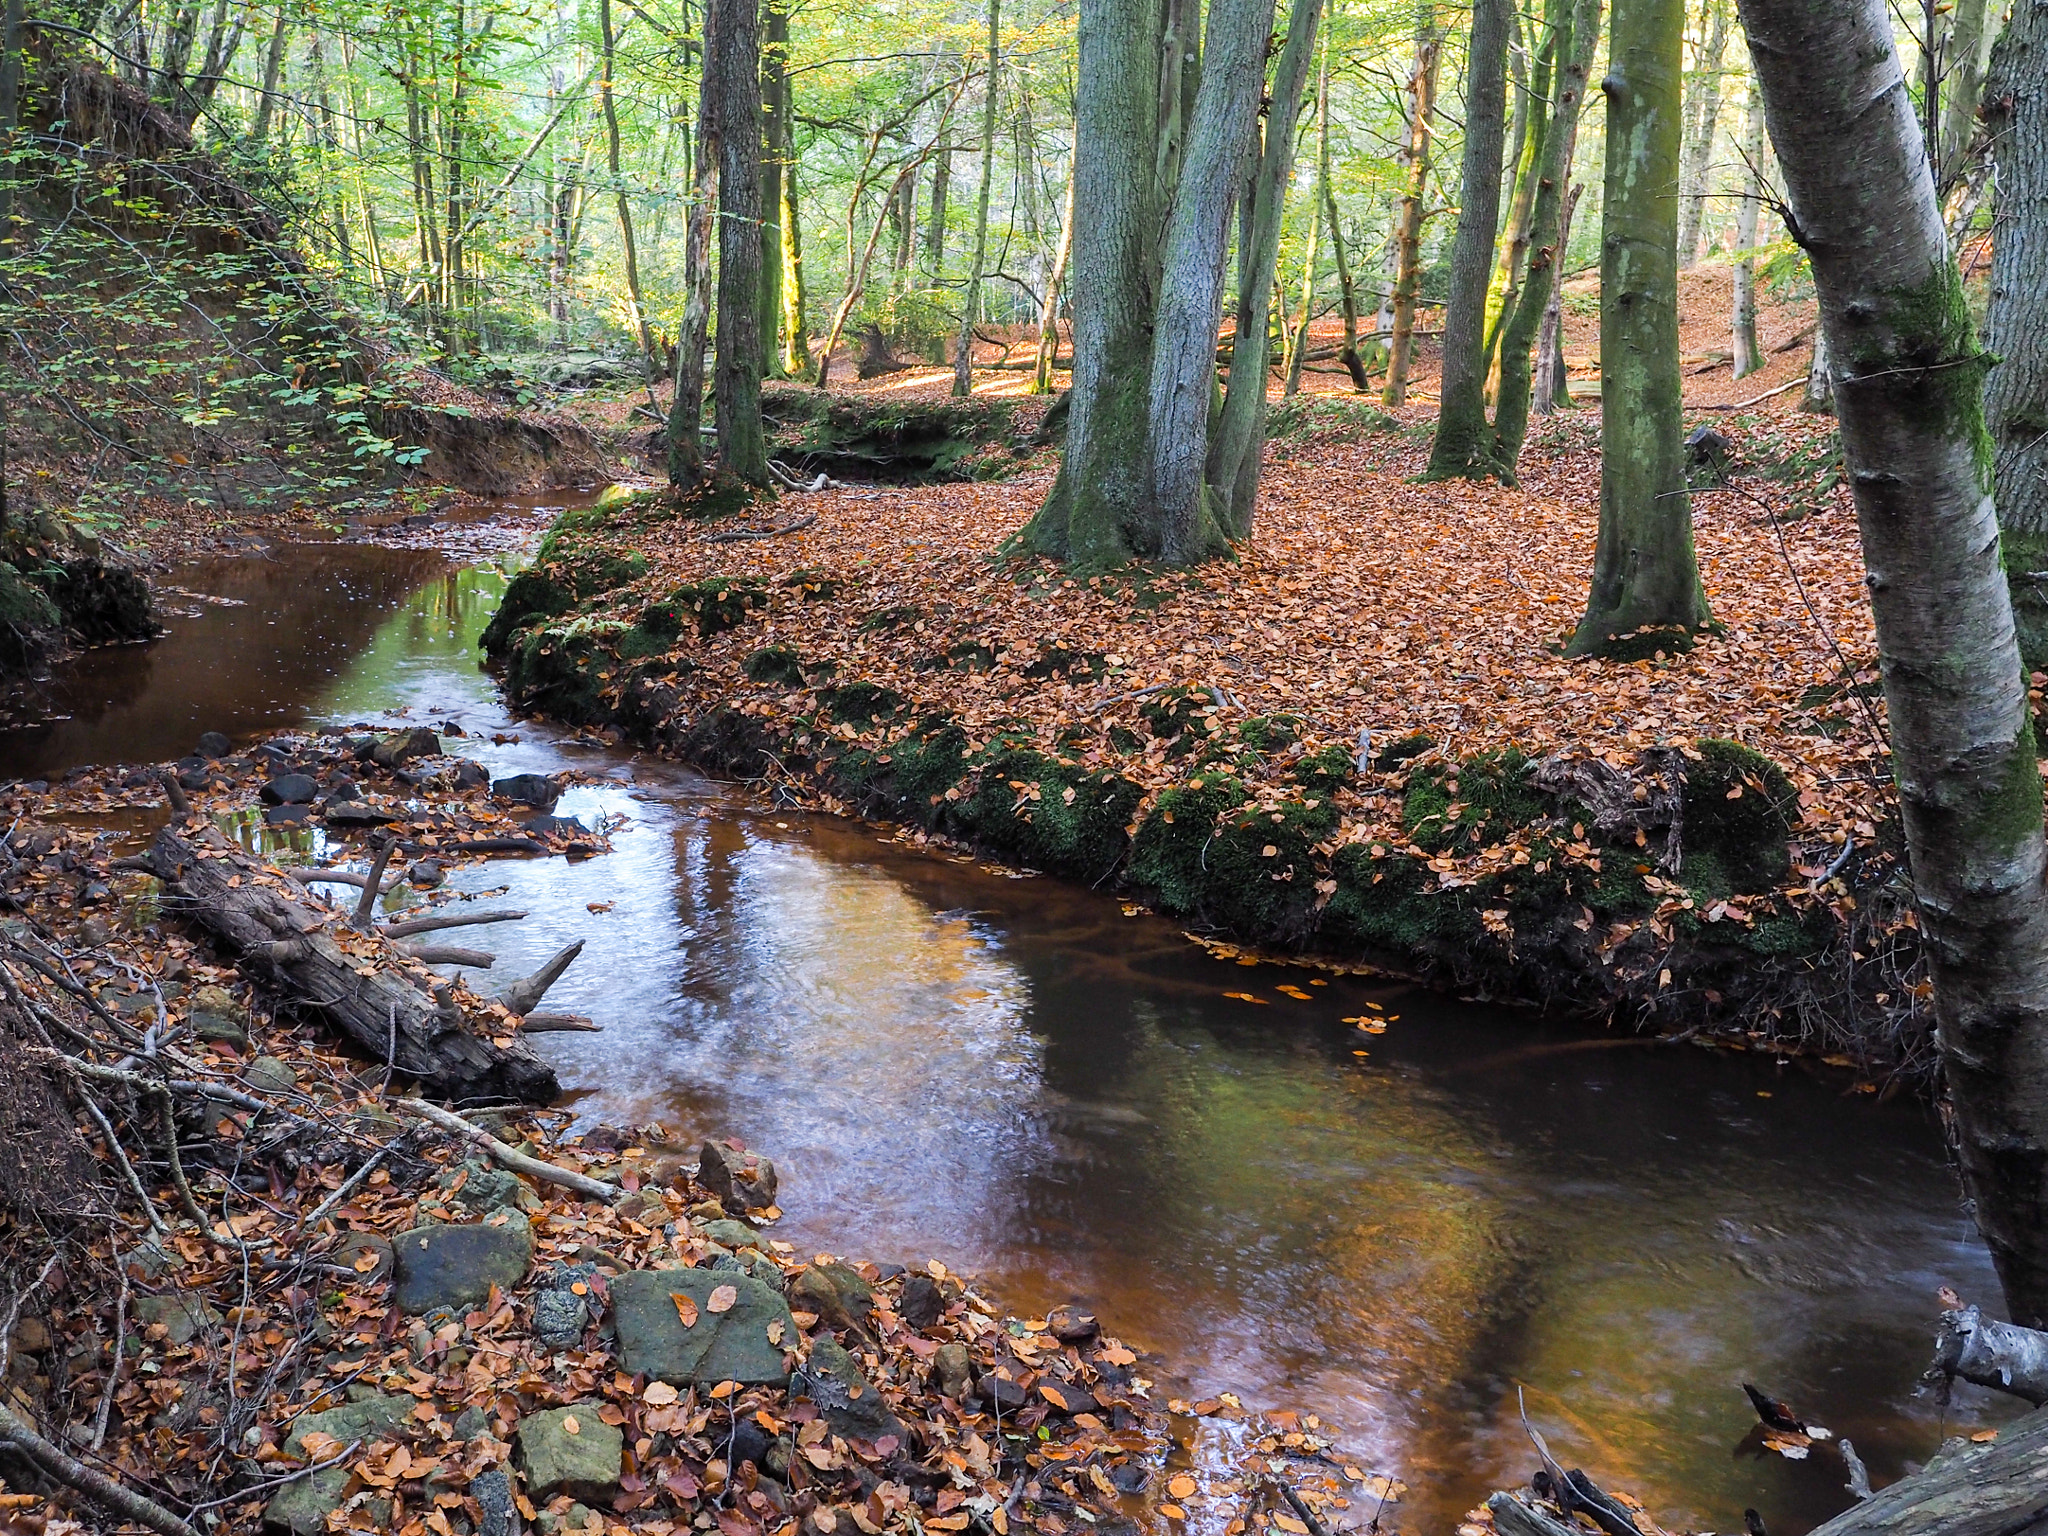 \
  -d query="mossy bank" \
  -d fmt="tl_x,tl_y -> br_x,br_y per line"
479,485 -> 1919,1070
